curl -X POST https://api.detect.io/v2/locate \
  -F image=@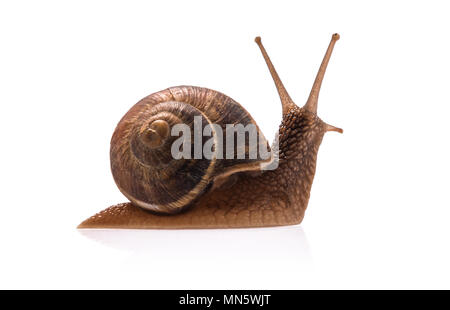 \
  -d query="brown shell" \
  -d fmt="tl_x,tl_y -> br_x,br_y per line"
110,86 -> 271,214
